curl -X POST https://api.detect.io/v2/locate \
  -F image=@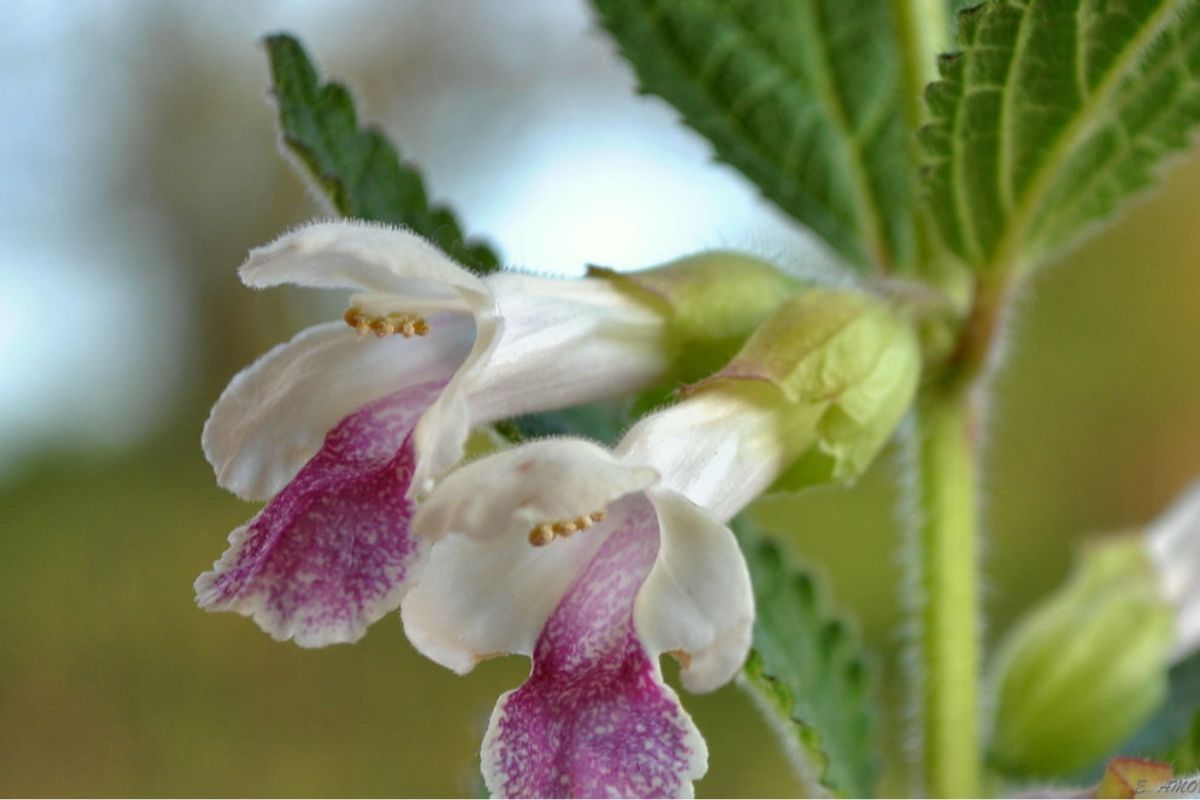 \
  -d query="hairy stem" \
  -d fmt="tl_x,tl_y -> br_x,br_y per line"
907,380 -> 982,797
894,4 -> 990,794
